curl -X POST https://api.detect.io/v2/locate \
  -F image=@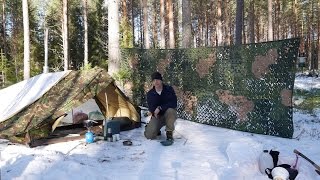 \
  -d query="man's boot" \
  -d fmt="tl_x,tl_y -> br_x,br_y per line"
166,131 -> 173,141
